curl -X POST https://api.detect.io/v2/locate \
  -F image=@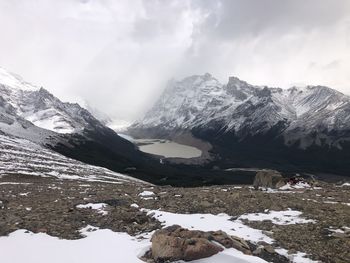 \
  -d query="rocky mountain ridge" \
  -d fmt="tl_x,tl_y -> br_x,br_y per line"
0,67 -> 105,135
